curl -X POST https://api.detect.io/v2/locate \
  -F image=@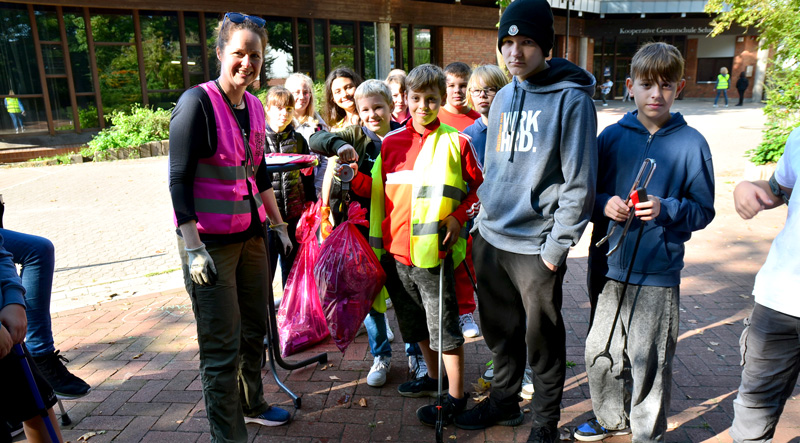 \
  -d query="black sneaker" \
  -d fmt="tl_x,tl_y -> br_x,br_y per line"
7,421 -> 23,438
32,350 -> 90,398
416,394 -> 467,426
398,374 -> 447,398
453,398 -> 523,430
527,424 -> 558,443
